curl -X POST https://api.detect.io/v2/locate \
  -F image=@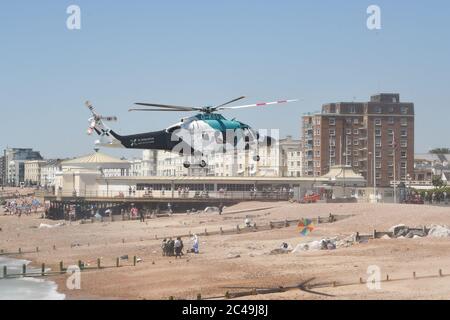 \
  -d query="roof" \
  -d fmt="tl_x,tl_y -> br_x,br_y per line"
62,152 -> 129,165
415,153 -> 450,162
322,165 -> 365,181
